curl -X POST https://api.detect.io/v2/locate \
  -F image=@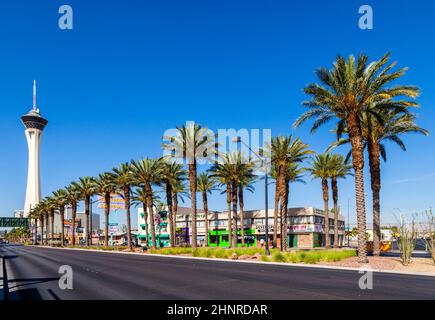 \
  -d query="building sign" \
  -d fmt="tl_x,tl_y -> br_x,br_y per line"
256,225 -> 274,233
109,223 -> 119,234
64,218 -> 81,229
0,217 -> 28,228
97,194 -> 126,210
288,224 -> 324,233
